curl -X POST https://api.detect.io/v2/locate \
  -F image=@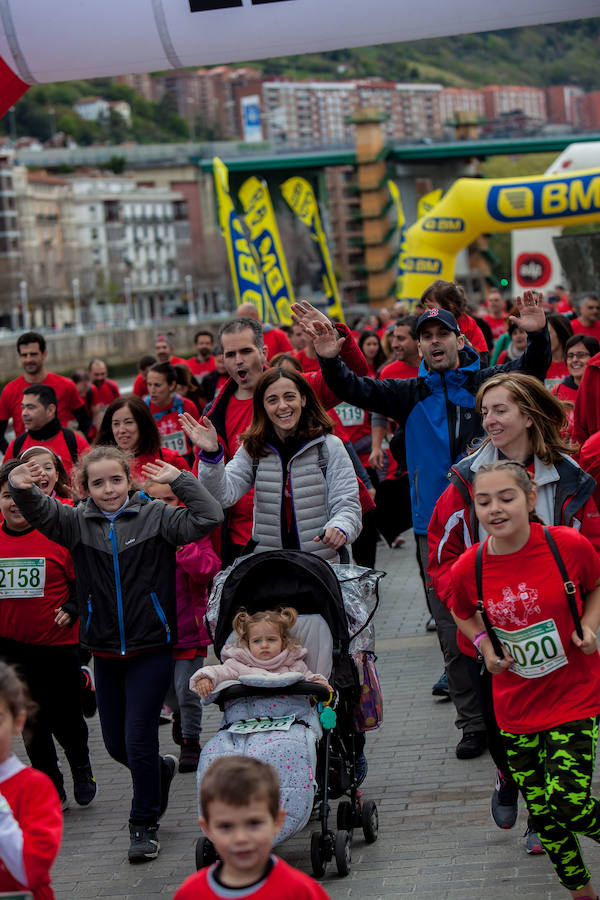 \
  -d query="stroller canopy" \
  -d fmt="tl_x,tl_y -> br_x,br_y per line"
213,550 -> 350,659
